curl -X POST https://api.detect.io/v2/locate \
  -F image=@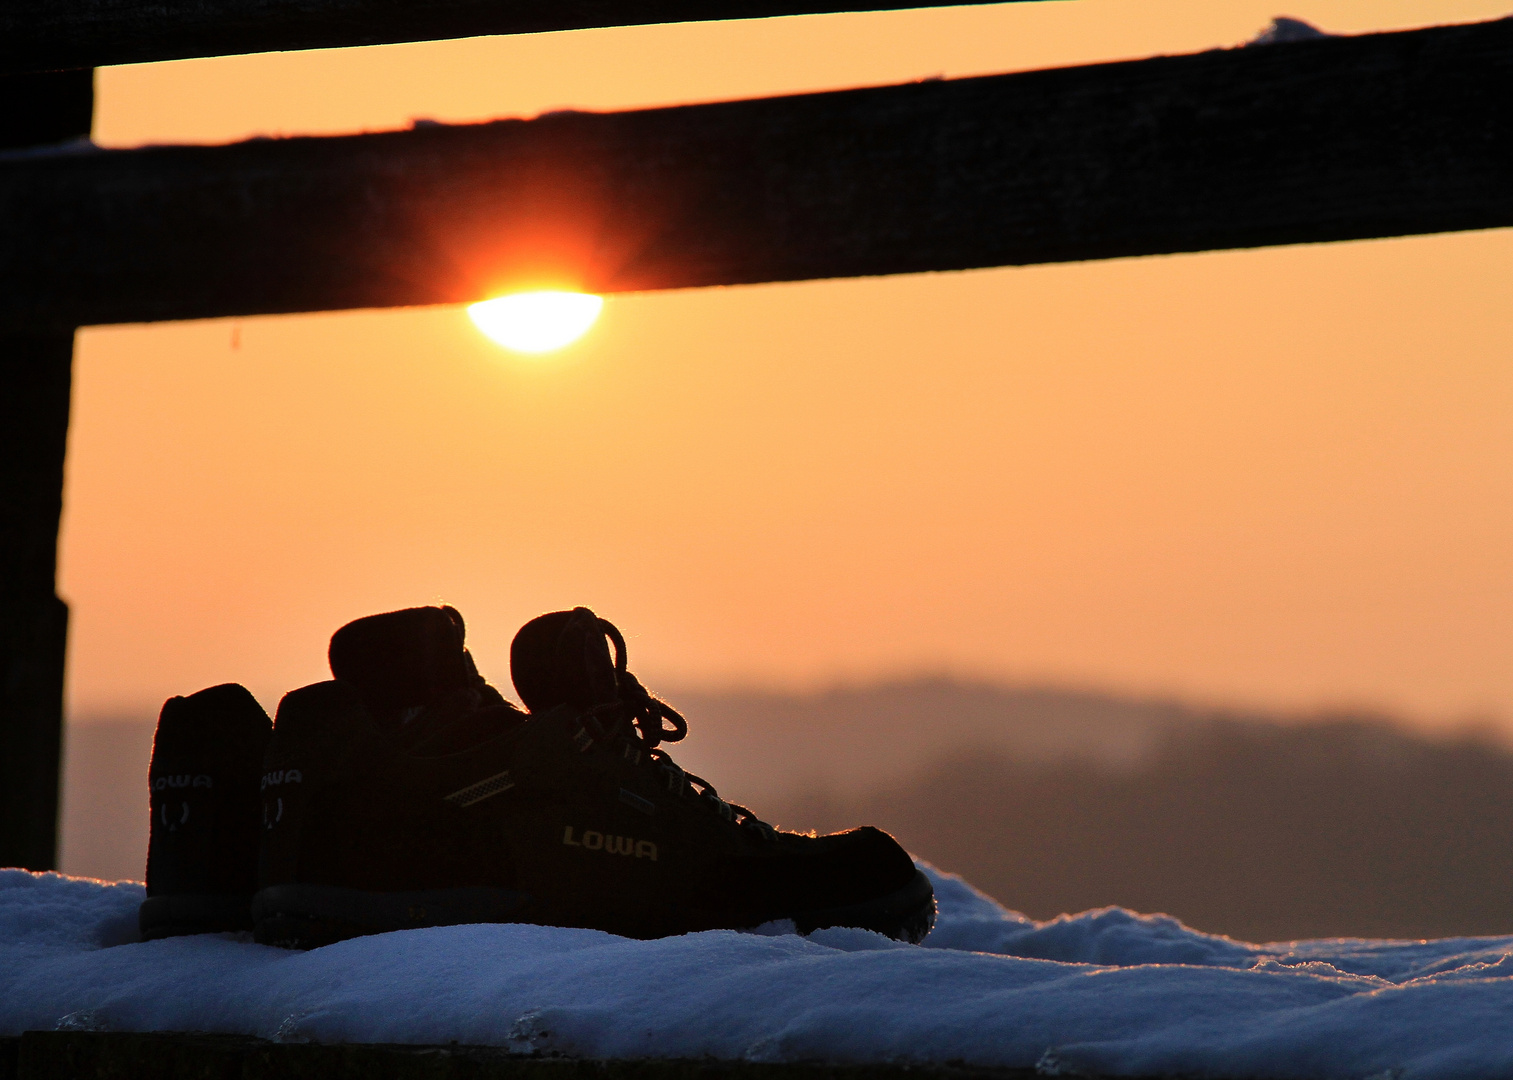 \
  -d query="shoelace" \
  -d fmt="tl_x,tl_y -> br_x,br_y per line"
583,619 -> 773,835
